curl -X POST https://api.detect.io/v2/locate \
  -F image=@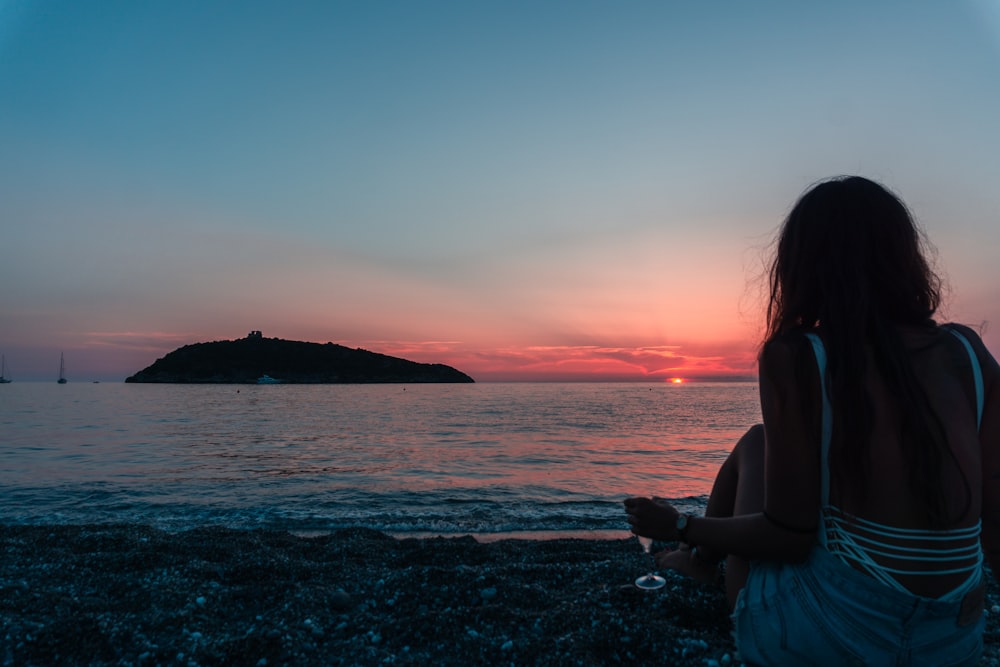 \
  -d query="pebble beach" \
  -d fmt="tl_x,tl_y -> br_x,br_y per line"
3,524 -> 1000,666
